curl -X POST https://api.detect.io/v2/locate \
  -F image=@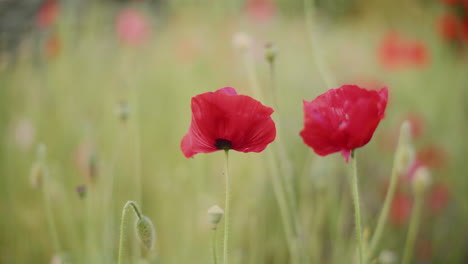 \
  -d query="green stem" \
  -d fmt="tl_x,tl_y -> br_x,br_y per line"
401,191 -> 424,264
42,166 -> 61,253
118,201 -> 142,264
366,159 -> 399,260
212,228 -> 218,264
350,150 -> 364,264
303,0 -> 336,89
267,56 -> 302,264
223,150 -> 230,264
